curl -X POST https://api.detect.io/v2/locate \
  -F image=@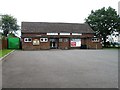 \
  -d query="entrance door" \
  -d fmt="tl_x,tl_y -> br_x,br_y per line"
50,39 -> 58,49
